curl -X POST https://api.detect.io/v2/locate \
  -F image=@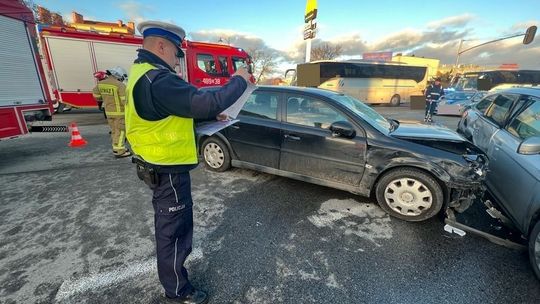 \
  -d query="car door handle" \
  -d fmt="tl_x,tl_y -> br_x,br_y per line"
284,134 -> 301,141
